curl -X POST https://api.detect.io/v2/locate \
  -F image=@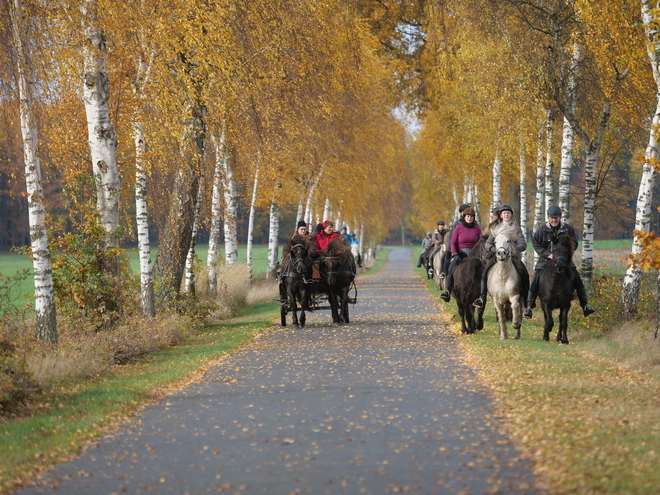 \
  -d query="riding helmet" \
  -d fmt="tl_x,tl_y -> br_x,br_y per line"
458,204 -> 471,213
547,205 -> 562,218
297,220 -> 307,229
499,204 -> 514,214
426,231 -> 433,236
461,207 -> 476,217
